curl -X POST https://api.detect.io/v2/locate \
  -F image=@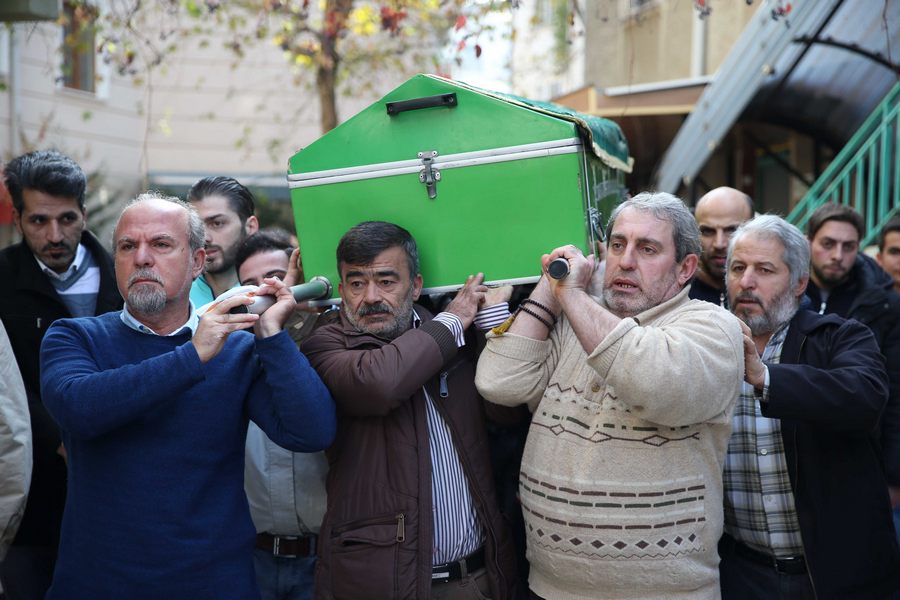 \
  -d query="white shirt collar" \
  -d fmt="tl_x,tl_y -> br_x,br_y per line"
120,301 -> 199,337
36,243 -> 87,281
